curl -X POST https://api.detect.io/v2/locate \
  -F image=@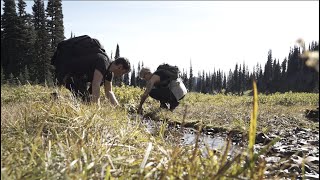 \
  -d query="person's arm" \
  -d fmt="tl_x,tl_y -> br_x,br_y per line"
104,80 -> 119,106
91,69 -> 104,103
137,74 -> 160,113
